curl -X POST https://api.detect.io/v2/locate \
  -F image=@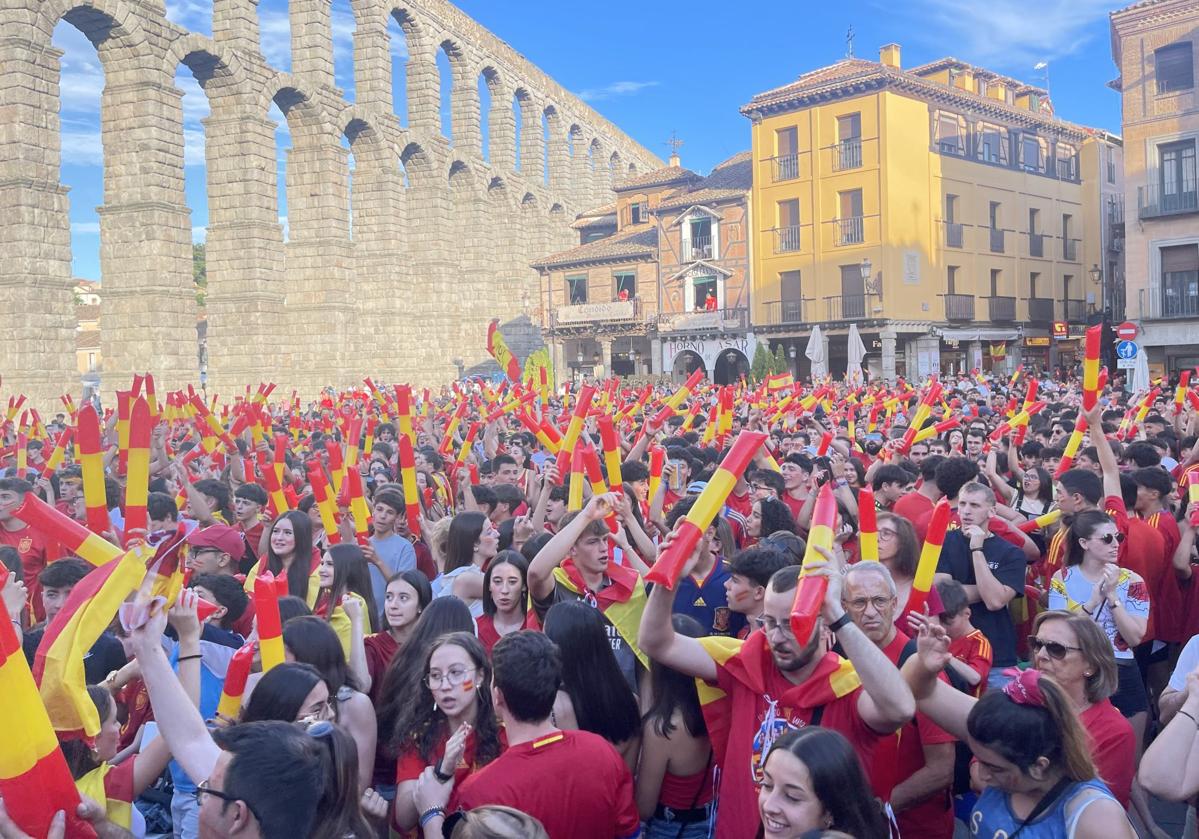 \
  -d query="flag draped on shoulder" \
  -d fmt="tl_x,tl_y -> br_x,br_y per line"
34,546 -> 148,740
487,319 -> 522,383
0,585 -> 94,838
